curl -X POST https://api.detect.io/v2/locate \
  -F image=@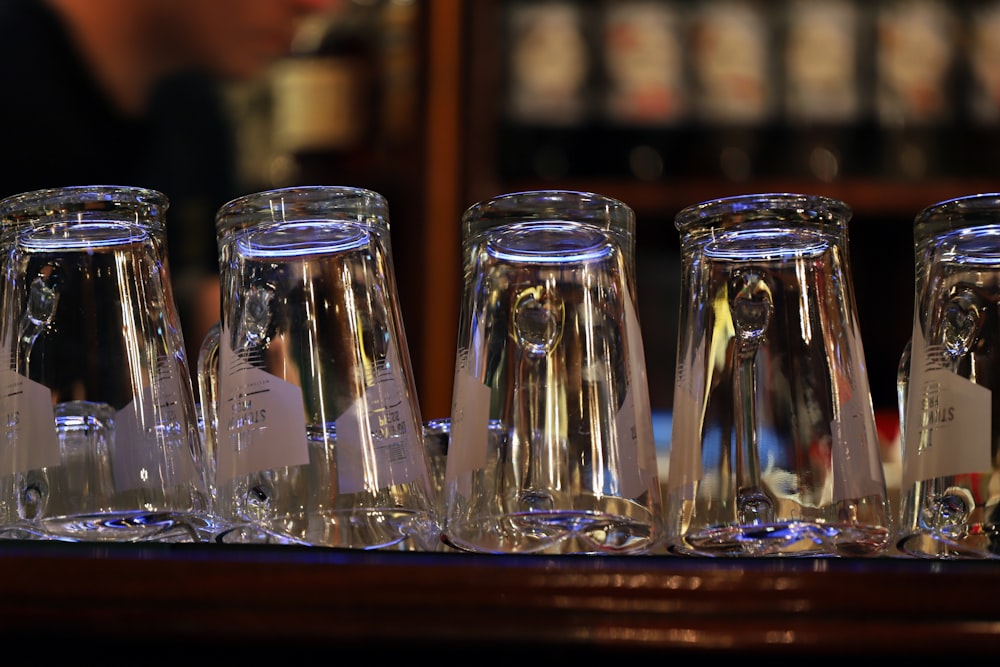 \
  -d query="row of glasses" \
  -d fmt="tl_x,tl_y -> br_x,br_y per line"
667,191 -> 1000,559
0,184 -> 440,548
0,183 -> 992,558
